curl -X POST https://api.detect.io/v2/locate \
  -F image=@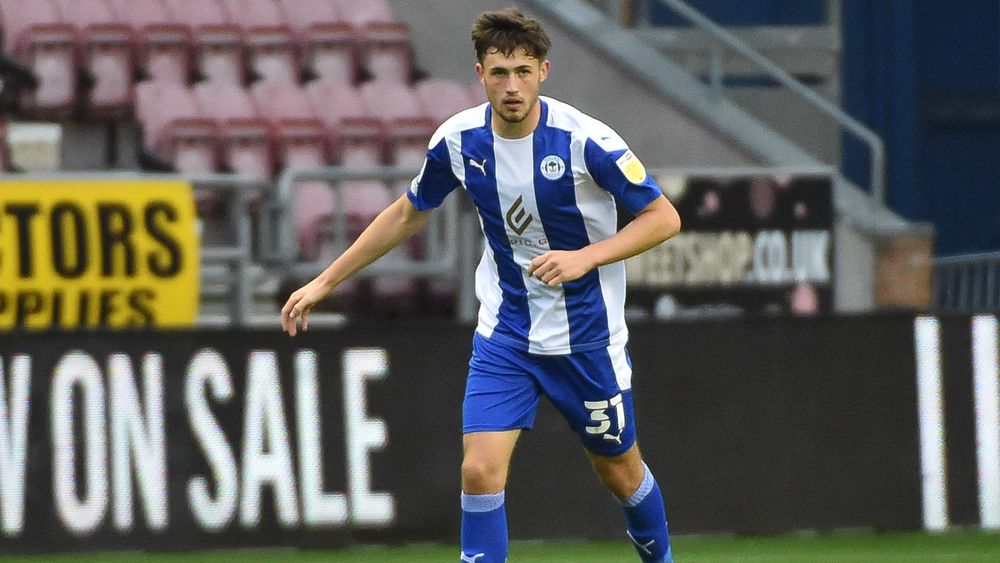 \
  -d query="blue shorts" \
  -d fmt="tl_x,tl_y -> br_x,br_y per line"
463,332 -> 637,457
